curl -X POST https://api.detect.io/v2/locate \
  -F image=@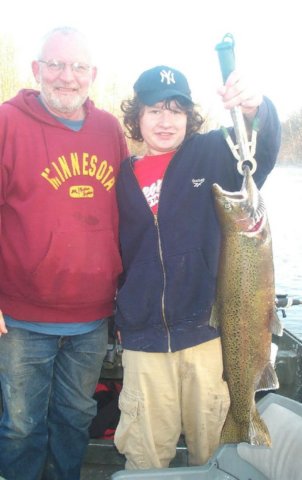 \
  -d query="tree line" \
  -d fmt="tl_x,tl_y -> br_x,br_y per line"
278,111 -> 302,165
0,34 -> 300,165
